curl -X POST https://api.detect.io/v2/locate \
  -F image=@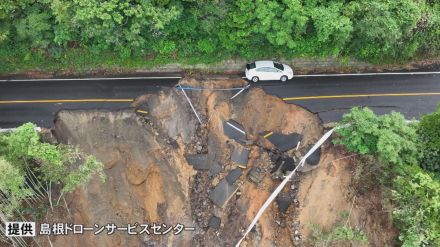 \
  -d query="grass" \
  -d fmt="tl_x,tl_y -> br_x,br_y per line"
1,45 -> 438,75
308,212 -> 369,247
0,46 -> 229,74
